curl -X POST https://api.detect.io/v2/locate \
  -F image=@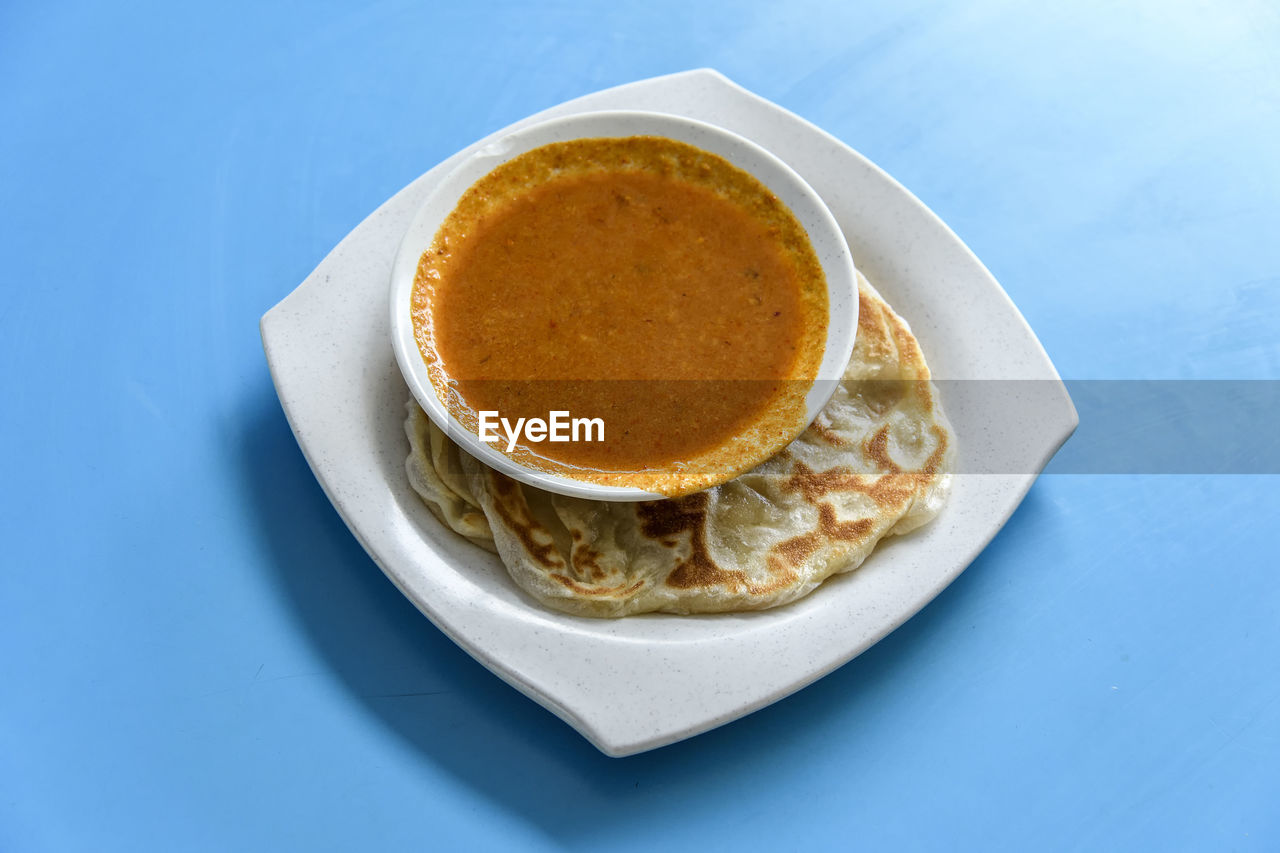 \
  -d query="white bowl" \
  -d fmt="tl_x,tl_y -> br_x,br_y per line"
389,110 -> 857,500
